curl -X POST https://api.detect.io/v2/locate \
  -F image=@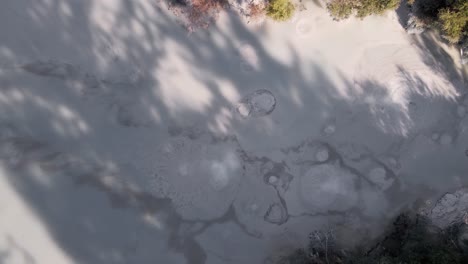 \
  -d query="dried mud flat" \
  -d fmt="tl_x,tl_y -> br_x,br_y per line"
0,1 -> 467,264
